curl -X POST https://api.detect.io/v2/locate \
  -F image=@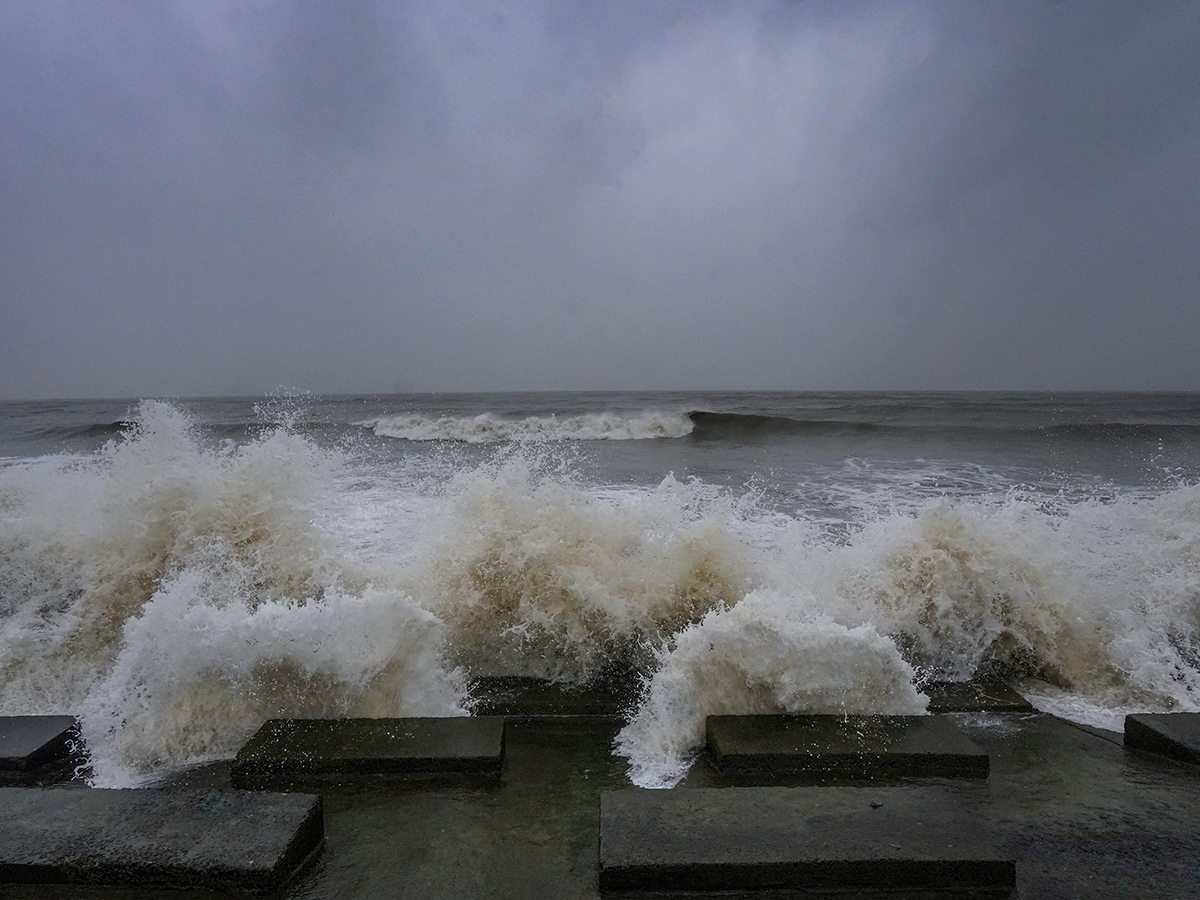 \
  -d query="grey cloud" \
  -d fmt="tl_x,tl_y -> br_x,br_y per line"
1,1 -> 1198,397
